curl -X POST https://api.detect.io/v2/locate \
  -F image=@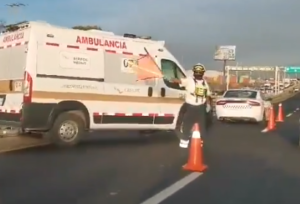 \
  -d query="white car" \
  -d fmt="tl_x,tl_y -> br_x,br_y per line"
215,89 -> 272,123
